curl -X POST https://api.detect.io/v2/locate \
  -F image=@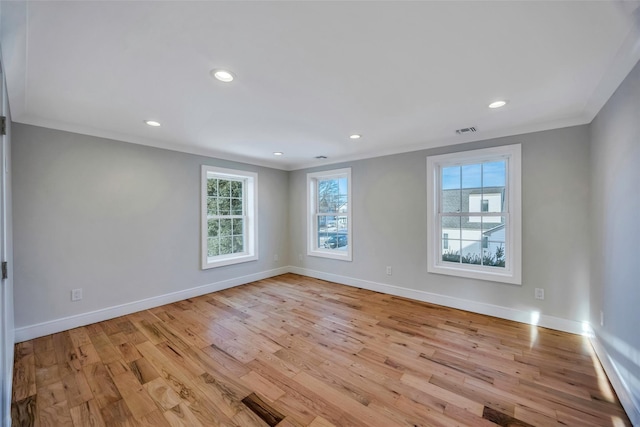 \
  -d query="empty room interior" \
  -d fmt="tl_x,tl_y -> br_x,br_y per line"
1,1 -> 640,426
